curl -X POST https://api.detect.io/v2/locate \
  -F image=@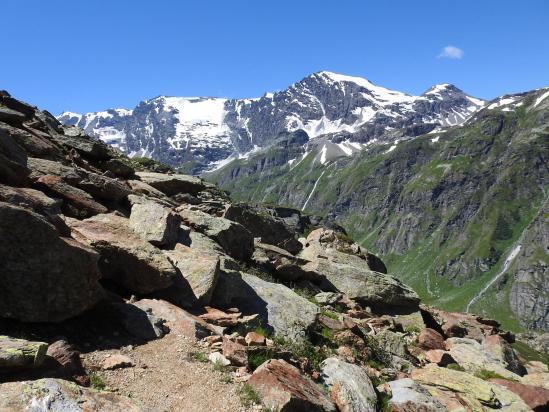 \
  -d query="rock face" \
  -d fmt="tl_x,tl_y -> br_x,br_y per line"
68,213 -> 177,294
0,378 -> 144,411
320,357 -> 377,412
0,202 -> 102,322
248,359 -> 337,412
211,268 -> 319,340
